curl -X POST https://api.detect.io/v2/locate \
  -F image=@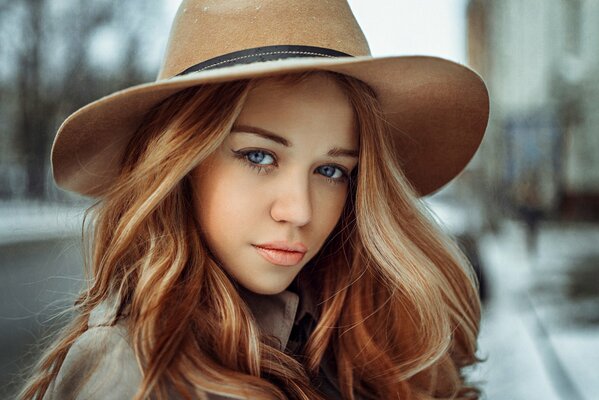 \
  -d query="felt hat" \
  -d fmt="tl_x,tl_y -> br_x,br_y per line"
51,0 -> 489,197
